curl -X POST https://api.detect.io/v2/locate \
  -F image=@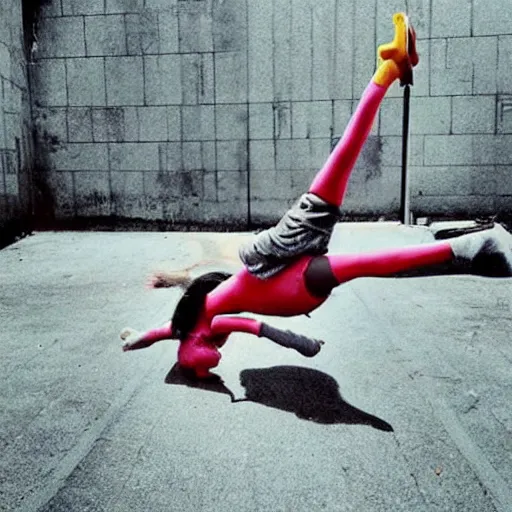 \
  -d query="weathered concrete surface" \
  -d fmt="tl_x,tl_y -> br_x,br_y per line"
1,224 -> 511,511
